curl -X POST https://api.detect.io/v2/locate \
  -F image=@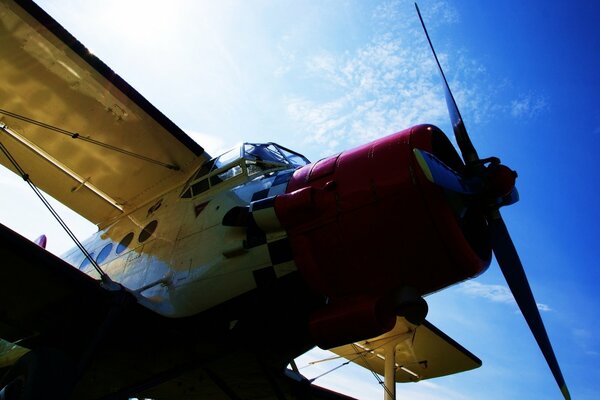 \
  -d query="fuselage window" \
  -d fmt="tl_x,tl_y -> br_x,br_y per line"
96,243 -> 113,264
116,232 -> 134,254
193,160 -> 215,180
210,165 -> 242,186
191,179 -> 209,196
139,220 -> 158,243
181,187 -> 192,198
79,252 -> 95,270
